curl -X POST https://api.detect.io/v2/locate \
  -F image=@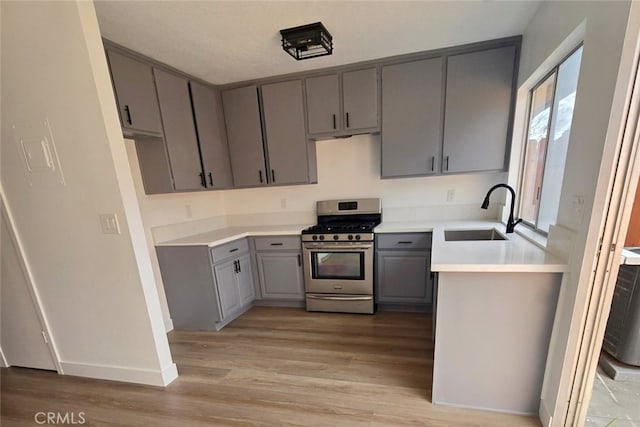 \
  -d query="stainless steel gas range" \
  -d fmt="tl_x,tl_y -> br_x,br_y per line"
301,198 -> 381,314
